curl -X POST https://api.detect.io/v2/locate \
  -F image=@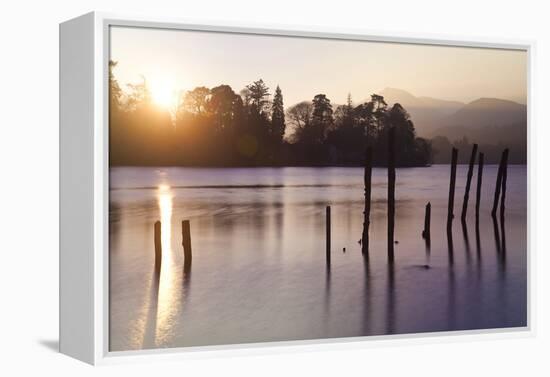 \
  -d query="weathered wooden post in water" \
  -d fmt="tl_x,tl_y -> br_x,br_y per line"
499,149 -> 509,221
326,206 -> 331,265
475,152 -> 484,226
387,127 -> 396,263
181,220 -> 193,264
362,147 -> 373,257
491,149 -> 507,218
461,144 -> 478,223
423,202 -> 432,265
154,221 -> 162,268
422,202 -> 431,241
447,148 -> 458,232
